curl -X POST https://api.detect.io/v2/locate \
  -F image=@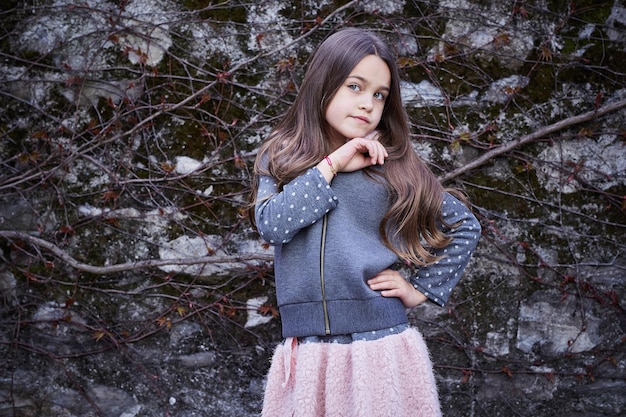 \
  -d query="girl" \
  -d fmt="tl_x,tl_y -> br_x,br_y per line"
252,28 -> 481,417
